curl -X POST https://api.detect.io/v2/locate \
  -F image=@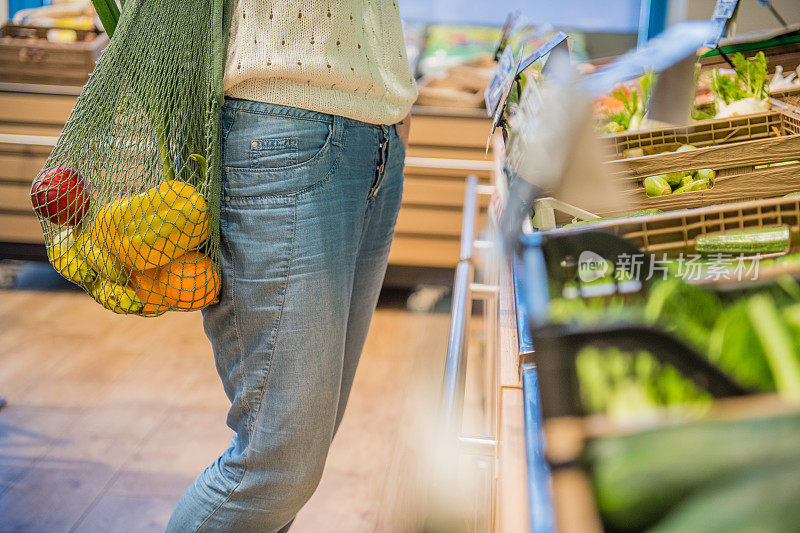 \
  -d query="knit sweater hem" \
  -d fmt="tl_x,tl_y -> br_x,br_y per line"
225,77 -> 415,125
